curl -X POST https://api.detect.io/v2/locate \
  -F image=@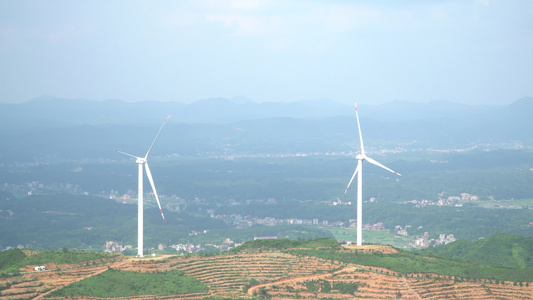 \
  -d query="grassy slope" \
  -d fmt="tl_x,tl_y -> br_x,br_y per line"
47,269 -> 208,298
419,233 -> 533,268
